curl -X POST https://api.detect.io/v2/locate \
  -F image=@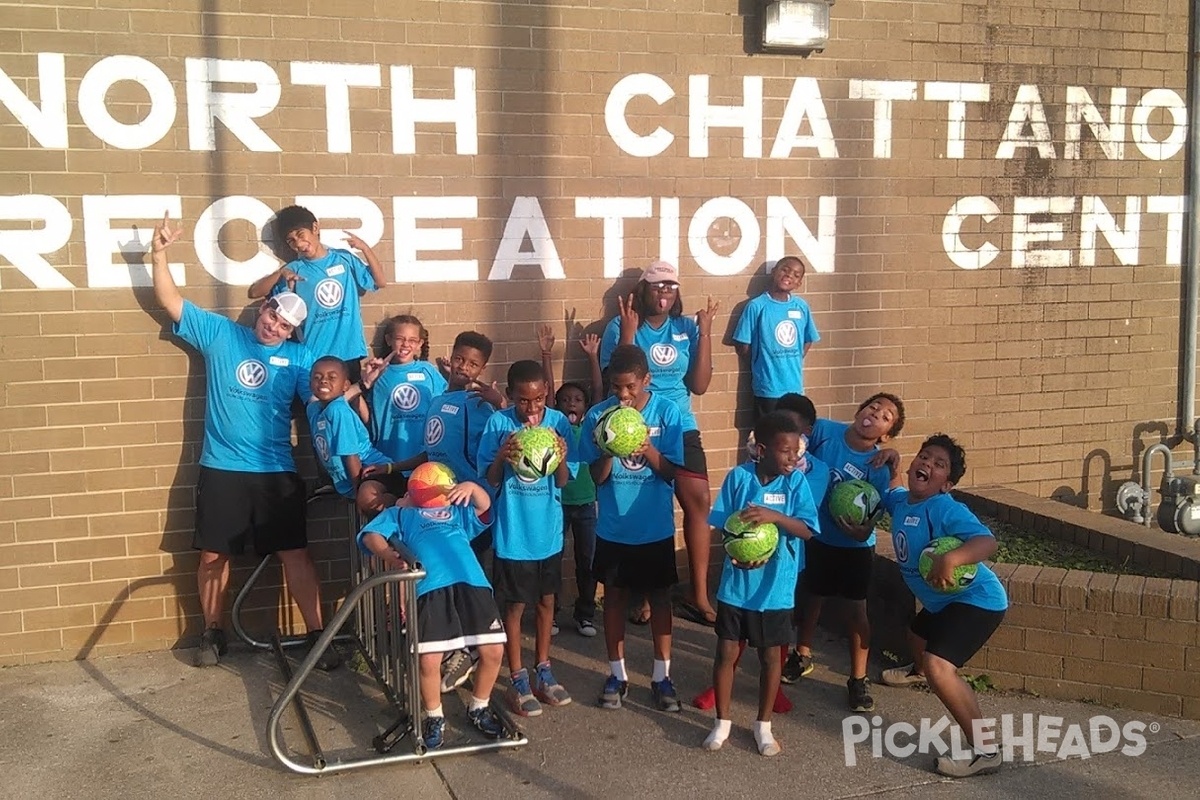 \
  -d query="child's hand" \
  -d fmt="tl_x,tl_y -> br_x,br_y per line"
361,462 -> 393,480
617,292 -> 640,334
360,356 -> 388,389
468,380 -> 506,409
696,296 -> 721,335
445,481 -> 478,505
731,556 -> 770,570
579,333 -> 601,357
151,212 -> 182,253
870,448 -> 901,477
835,514 -> 876,542
435,356 -> 452,378
738,506 -> 781,527
552,432 -> 568,462
924,553 -> 956,590
278,266 -> 303,292
343,231 -> 370,251
379,549 -> 408,571
498,432 -> 522,465
537,324 -> 555,355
